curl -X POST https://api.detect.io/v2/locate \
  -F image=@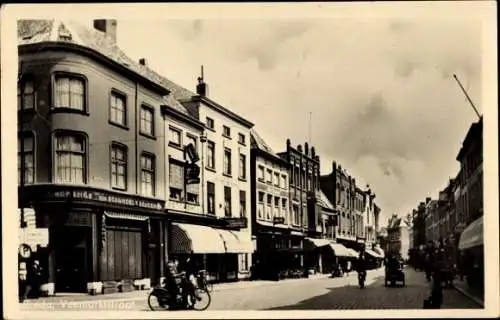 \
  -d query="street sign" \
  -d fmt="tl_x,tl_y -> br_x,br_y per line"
18,243 -> 32,259
185,163 -> 201,185
19,228 -> 49,247
184,143 -> 199,163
